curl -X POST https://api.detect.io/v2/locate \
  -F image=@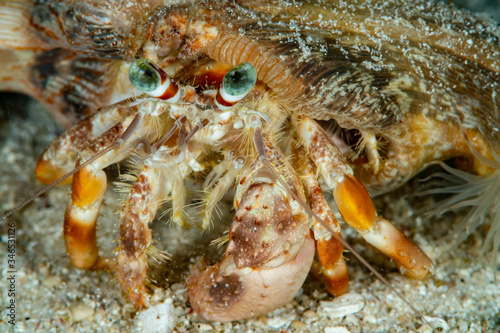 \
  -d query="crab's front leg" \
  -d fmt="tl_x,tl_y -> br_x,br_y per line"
296,116 -> 433,279
116,140 -> 194,308
188,142 -> 315,322
64,113 -> 151,270
35,102 -> 135,185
